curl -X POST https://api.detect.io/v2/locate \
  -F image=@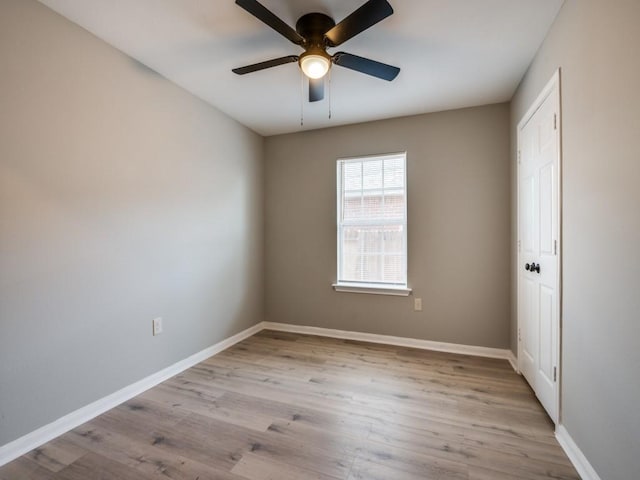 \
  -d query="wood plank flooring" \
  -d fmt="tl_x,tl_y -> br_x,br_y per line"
0,331 -> 580,479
